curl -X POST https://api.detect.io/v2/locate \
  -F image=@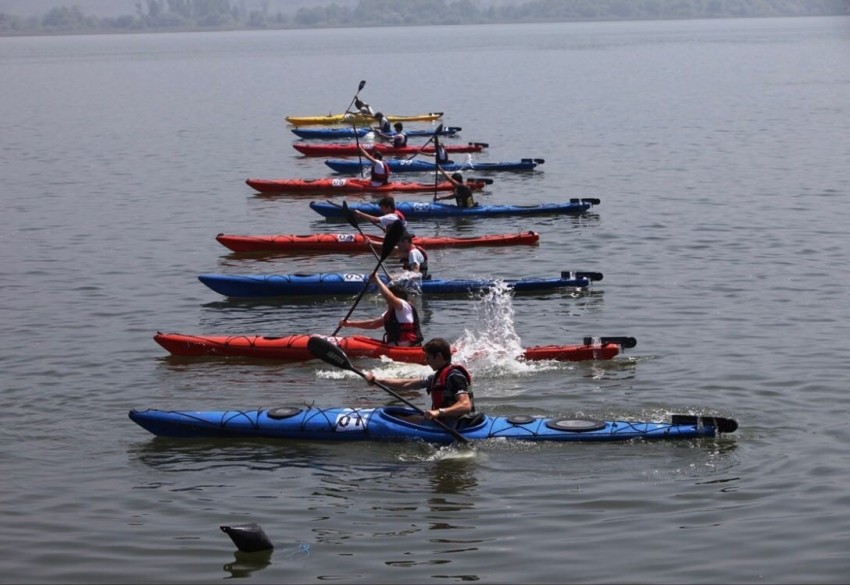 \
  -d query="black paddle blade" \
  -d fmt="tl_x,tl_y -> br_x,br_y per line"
307,336 -> 356,372
564,271 -> 603,282
357,79 -> 366,91
602,336 -> 637,349
342,201 -> 358,228
671,414 -> 738,434
380,219 -> 405,261
583,336 -> 638,349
